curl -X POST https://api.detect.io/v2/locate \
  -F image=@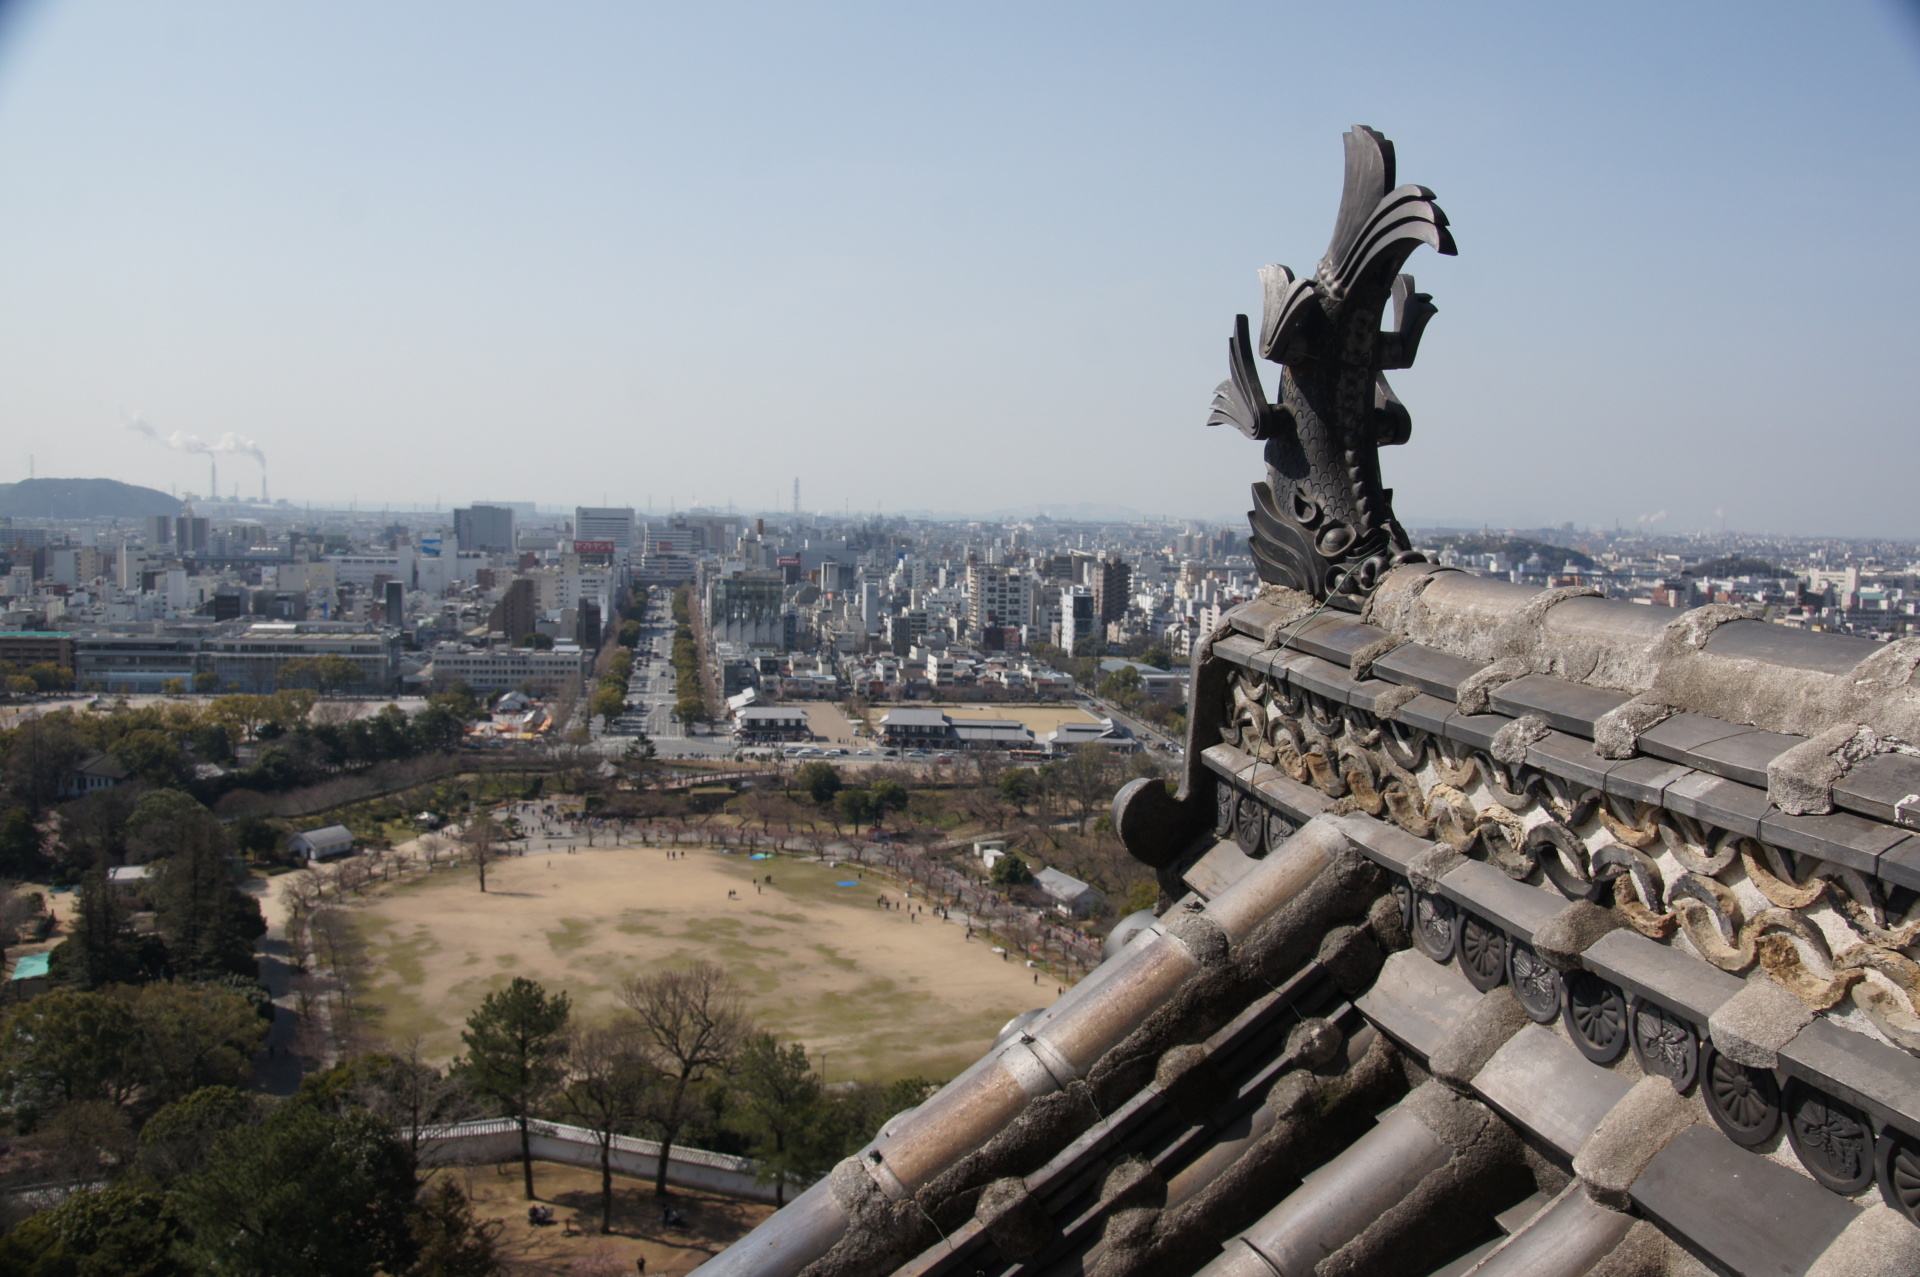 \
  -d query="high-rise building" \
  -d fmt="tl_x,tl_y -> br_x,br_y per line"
384,580 -> 406,629
1094,554 -> 1132,625
487,578 -> 538,643
637,522 -> 696,583
1058,585 -> 1096,653
454,505 -> 517,555
116,545 -> 147,592
173,517 -> 210,554
574,507 -> 636,556
966,561 -> 1034,635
